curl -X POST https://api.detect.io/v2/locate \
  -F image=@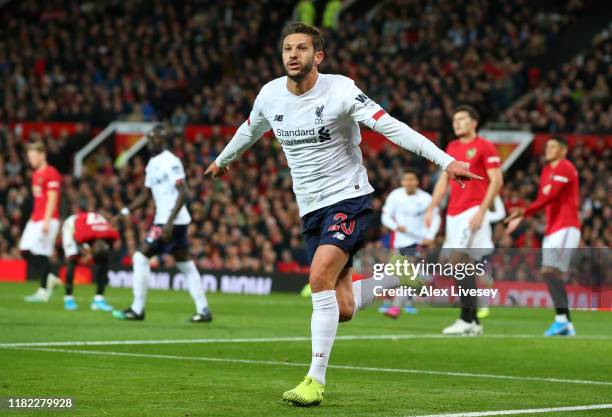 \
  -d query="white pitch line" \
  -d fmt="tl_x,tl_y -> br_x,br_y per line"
1,333 -> 611,348
405,403 -> 612,417
9,347 -> 612,387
